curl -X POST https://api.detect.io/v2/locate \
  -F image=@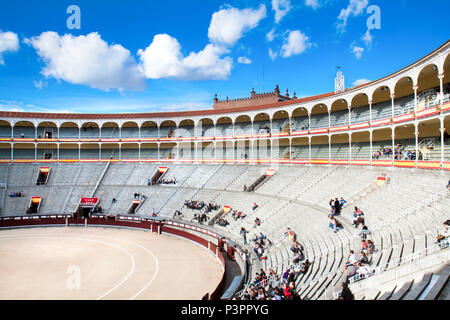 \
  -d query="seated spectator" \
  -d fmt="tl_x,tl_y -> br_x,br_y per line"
356,262 -> 372,279
334,198 -> 342,215
328,199 -> 334,208
252,202 -> 259,210
361,240 -> 368,254
436,221 -> 450,245
299,259 -> 310,274
329,206 -> 336,218
173,210 -> 183,218
339,197 -> 347,208
281,269 -> 290,284
271,274 -> 282,289
358,251 -> 369,265
352,207 -> 364,227
360,223 -> 369,240
343,250 -> 357,271
366,239 -> 375,254
329,216 -> 341,233
258,232 -> 266,242
293,250 -> 305,264
353,215 -> 365,228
